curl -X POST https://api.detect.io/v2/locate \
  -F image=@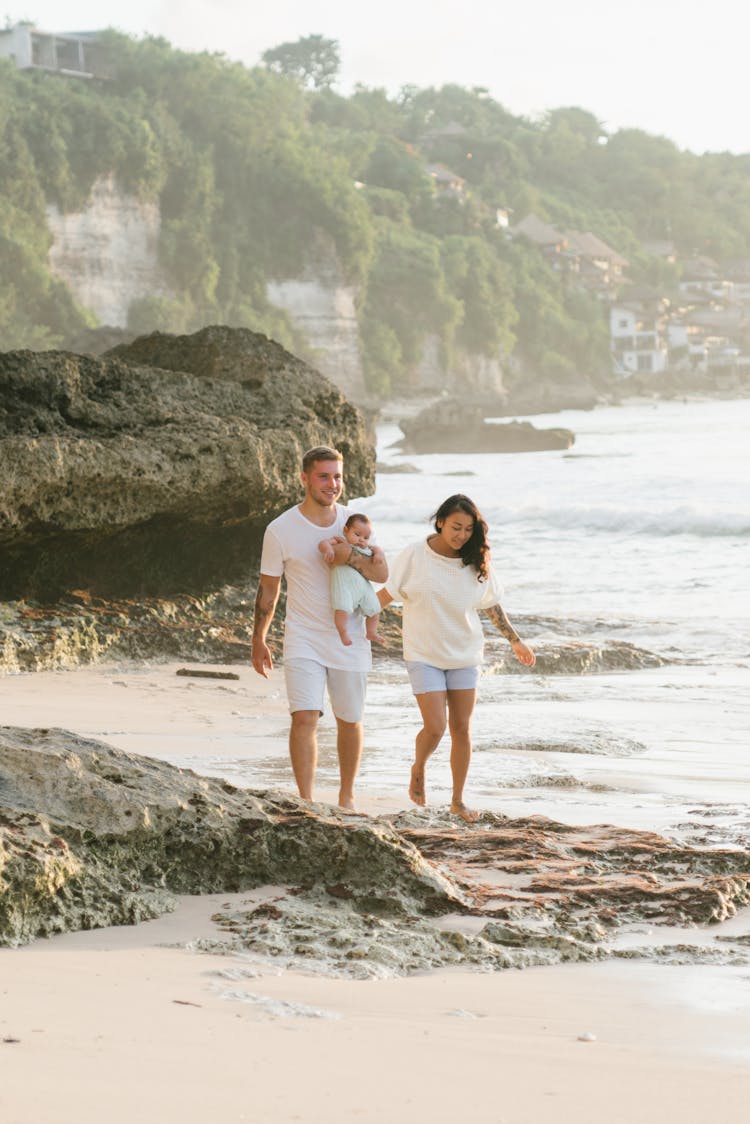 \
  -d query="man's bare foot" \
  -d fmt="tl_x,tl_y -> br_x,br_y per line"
337,794 -> 367,816
450,801 -> 479,823
409,765 -> 426,807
